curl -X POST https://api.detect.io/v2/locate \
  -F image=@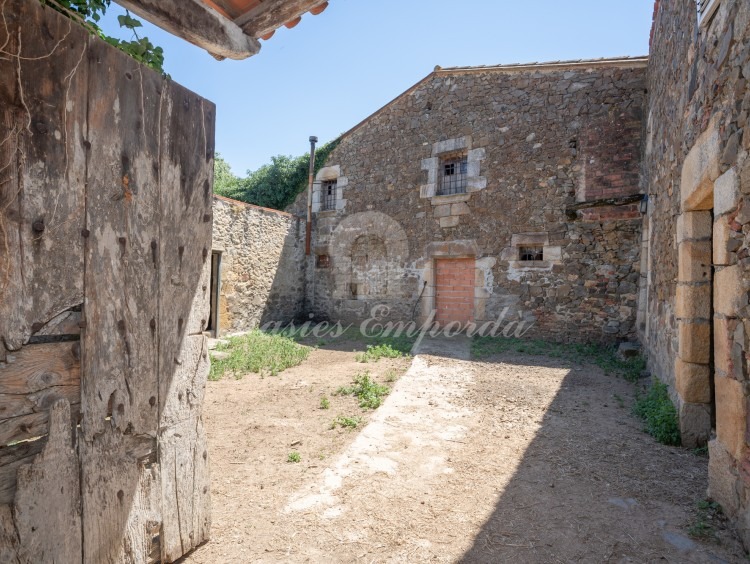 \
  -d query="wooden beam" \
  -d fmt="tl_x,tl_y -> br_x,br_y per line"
113,0 -> 261,60
238,0 -> 327,38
